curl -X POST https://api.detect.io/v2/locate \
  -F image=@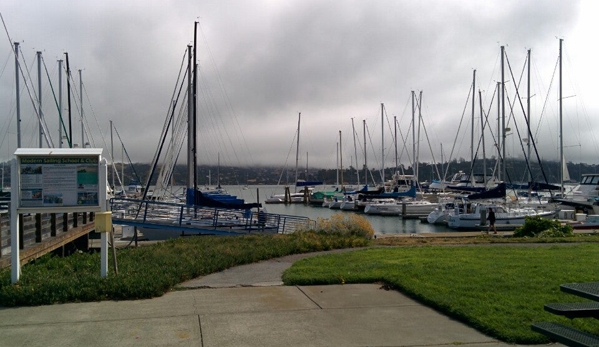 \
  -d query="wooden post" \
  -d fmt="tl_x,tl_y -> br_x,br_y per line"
73,212 -> 78,228
18,214 -> 24,250
35,213 -> 42,243
50,213 -> 57,237
480,209 -> 487,226
62,213 -> 68,232
284,186 -> 290,204
110,226 -> 118,275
